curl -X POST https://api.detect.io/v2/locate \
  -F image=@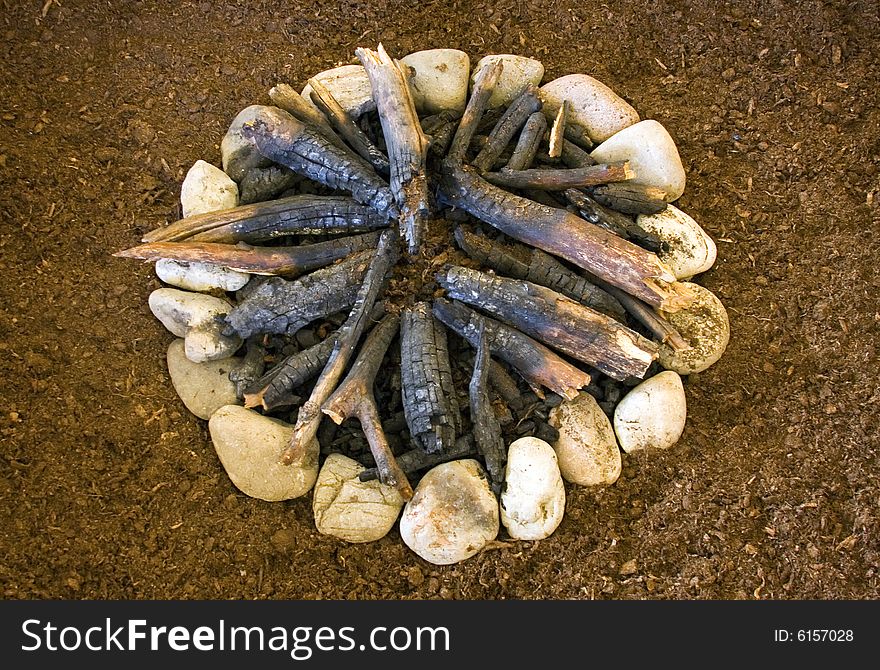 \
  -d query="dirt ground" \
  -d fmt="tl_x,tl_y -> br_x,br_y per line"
1,0 -> 878,600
